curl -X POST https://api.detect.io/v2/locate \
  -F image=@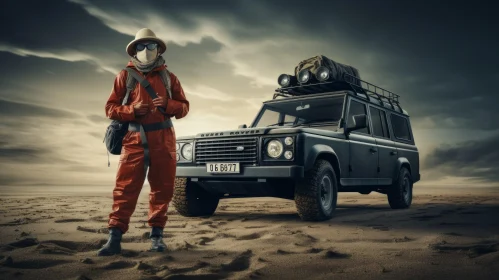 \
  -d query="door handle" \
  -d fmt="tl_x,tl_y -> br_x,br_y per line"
370,147 -> 377,153
390,151 -> 398,156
